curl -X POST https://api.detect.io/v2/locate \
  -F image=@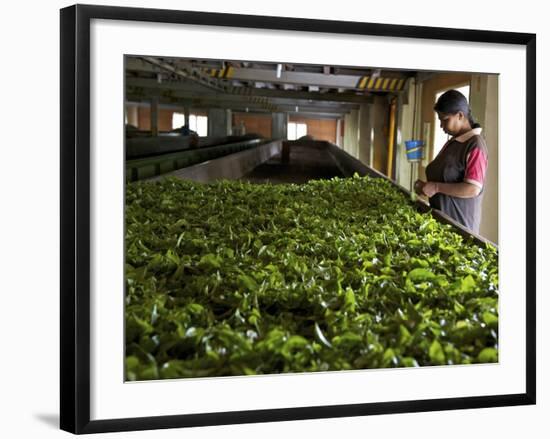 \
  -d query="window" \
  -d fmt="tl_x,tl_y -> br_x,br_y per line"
287,122 -> 307,140
172,112 -> 186,130
190,115 -> 208,137
171,112 -> 208,136
433,84 -> 470,158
